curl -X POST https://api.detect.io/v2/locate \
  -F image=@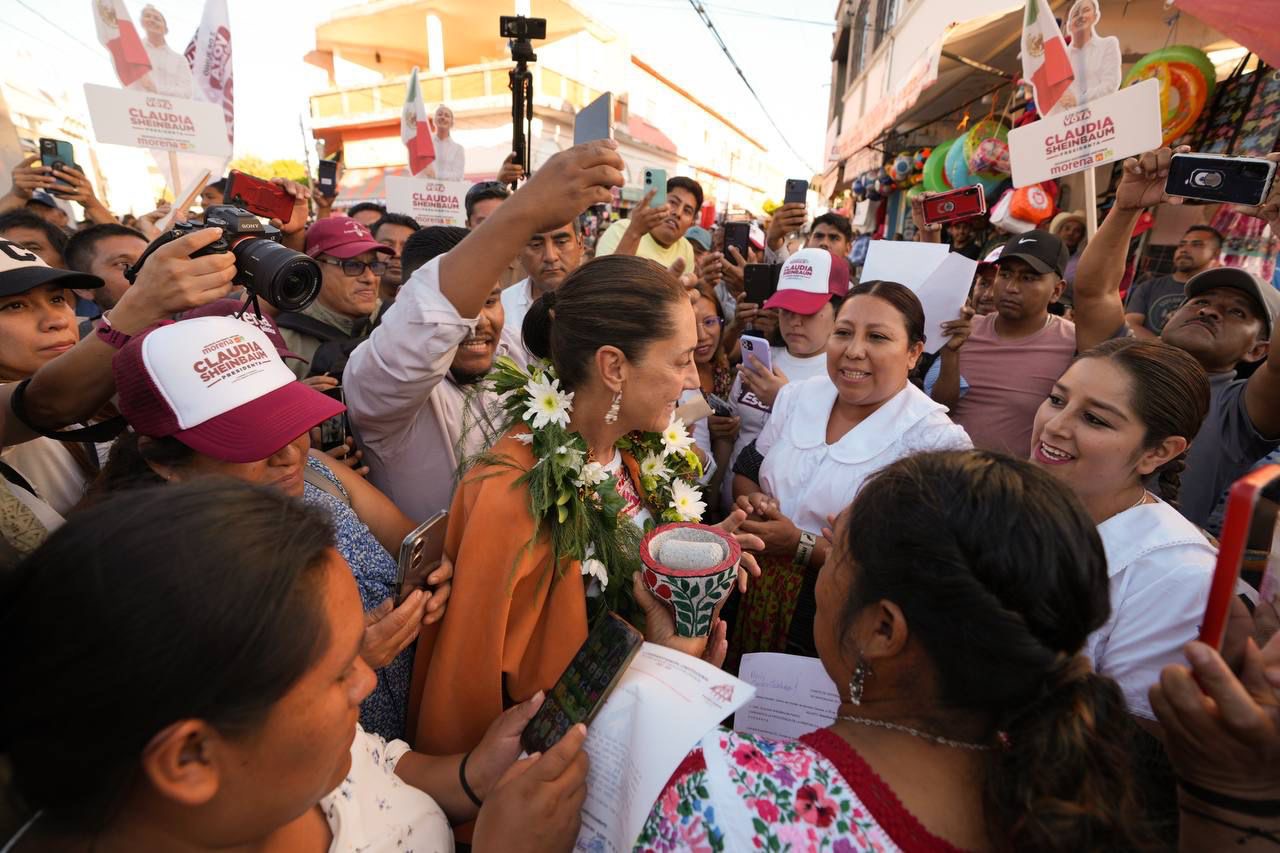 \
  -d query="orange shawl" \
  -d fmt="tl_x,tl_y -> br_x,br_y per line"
407,430 -> 645,756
